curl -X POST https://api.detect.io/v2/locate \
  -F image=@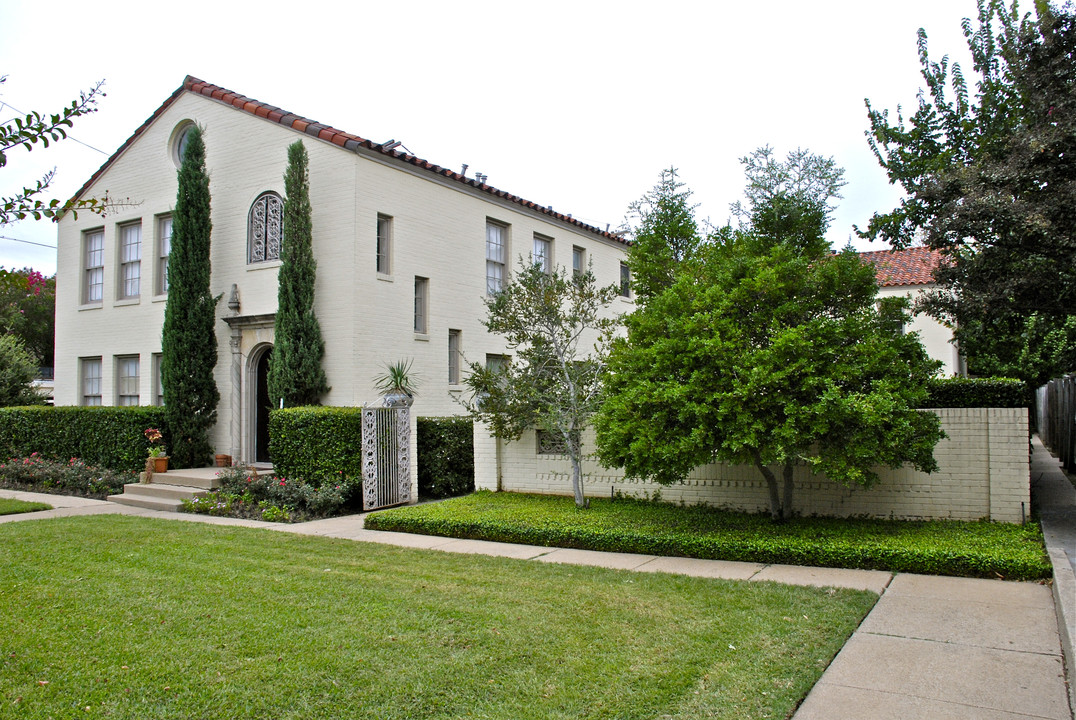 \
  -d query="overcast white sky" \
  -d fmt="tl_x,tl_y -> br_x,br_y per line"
1,0 -> 989,276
